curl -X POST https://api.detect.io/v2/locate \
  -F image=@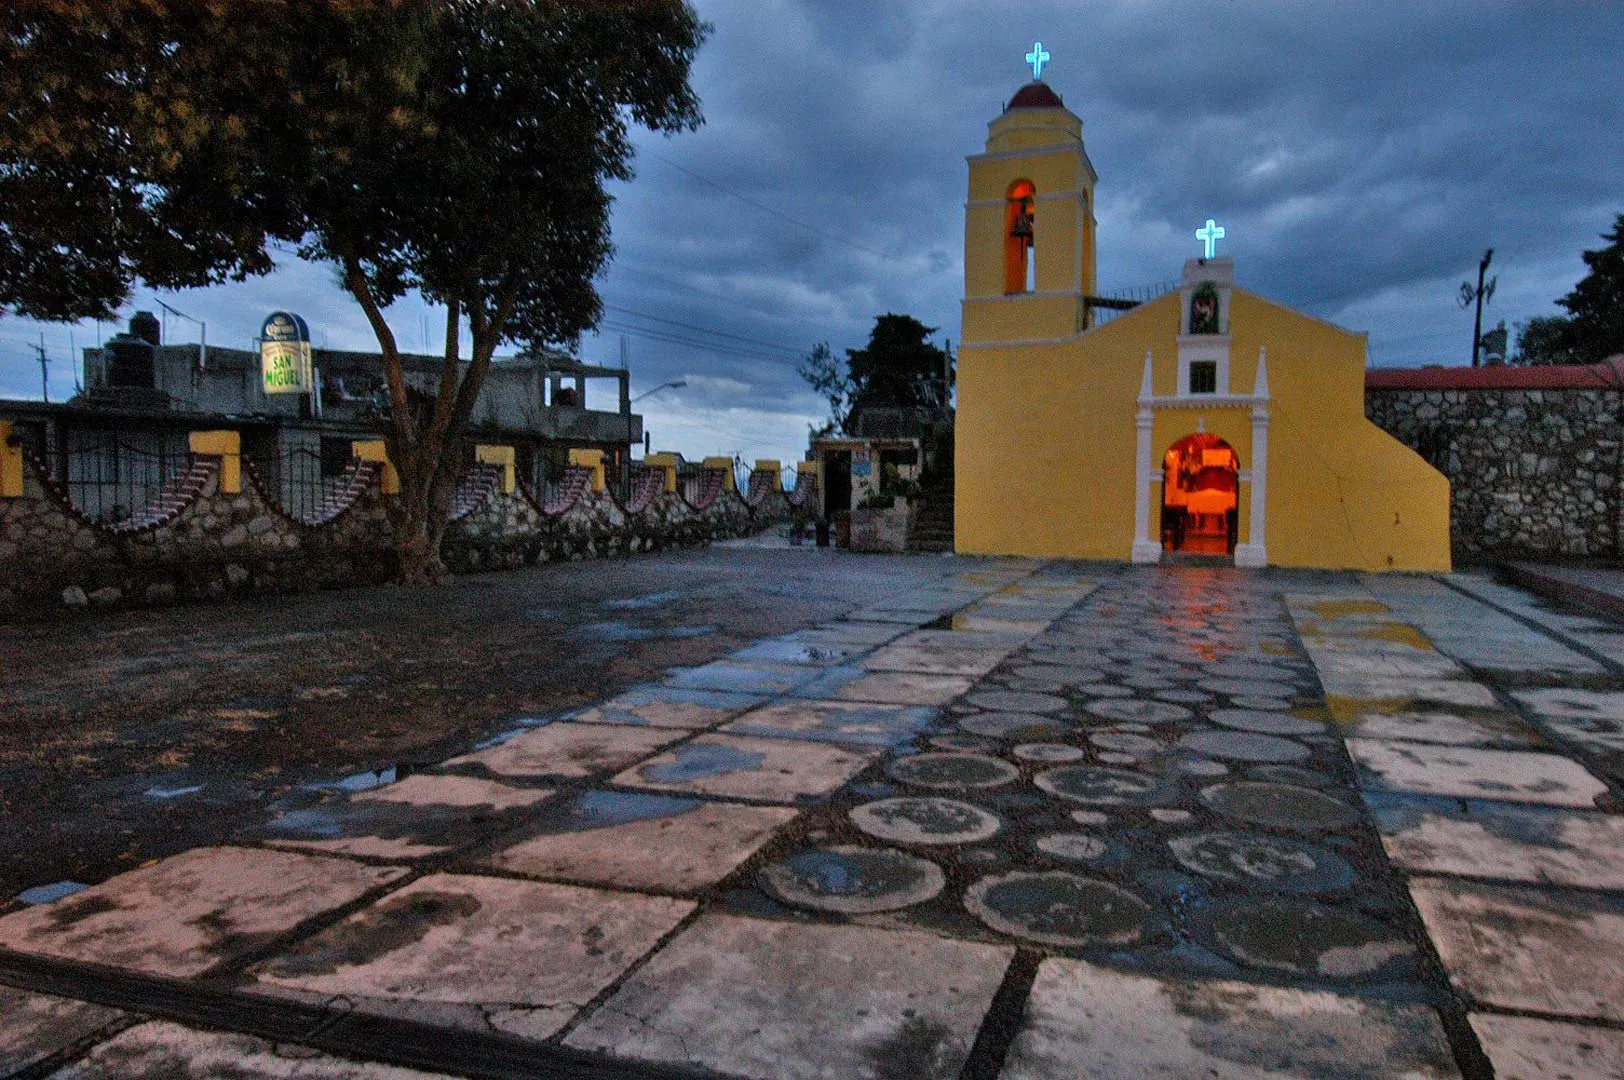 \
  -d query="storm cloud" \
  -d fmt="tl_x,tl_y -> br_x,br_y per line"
3,0 -> 1621,468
